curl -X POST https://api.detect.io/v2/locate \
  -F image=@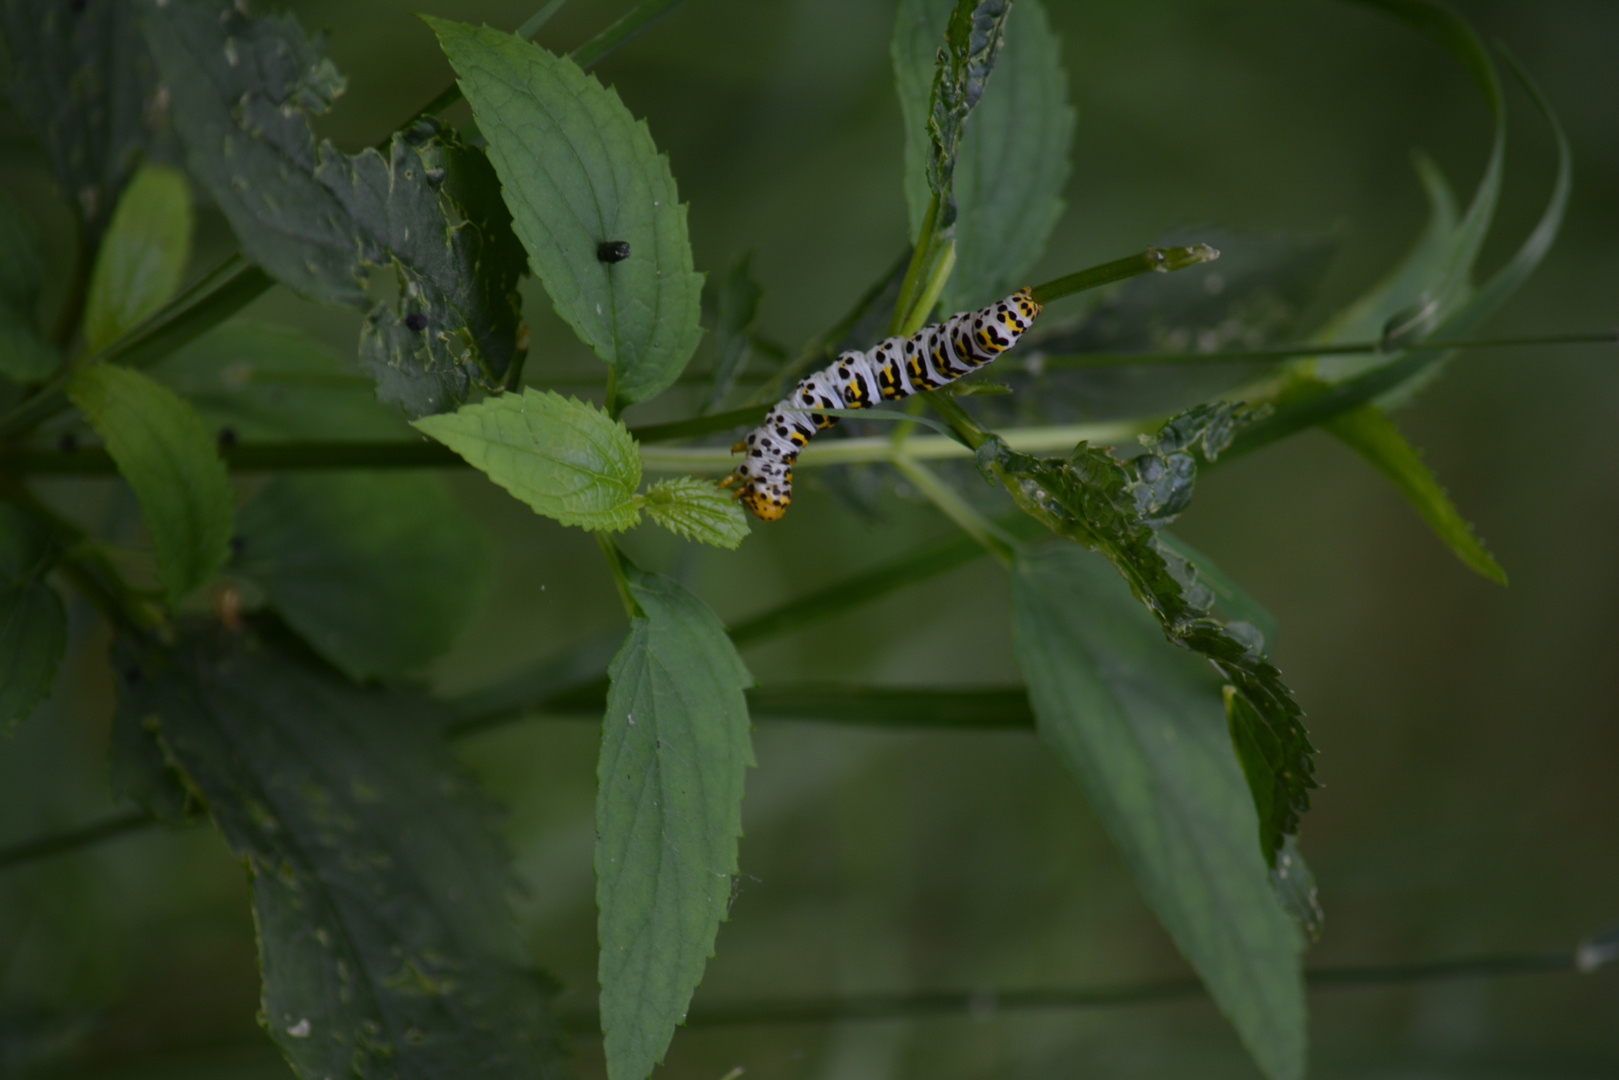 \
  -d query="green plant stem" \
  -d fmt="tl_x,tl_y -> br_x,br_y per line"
544,943 -> 1597,1031
50,234 -> 95,350
594,531 -> 641,620
890,457 -> 1014,568
890,194 -> 944,336
0,808 -> 158,872
1,420 -> 1141,477
1028,244 -> 1220,307
0,479 -> 156,632
1038,329 -> 1619,368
